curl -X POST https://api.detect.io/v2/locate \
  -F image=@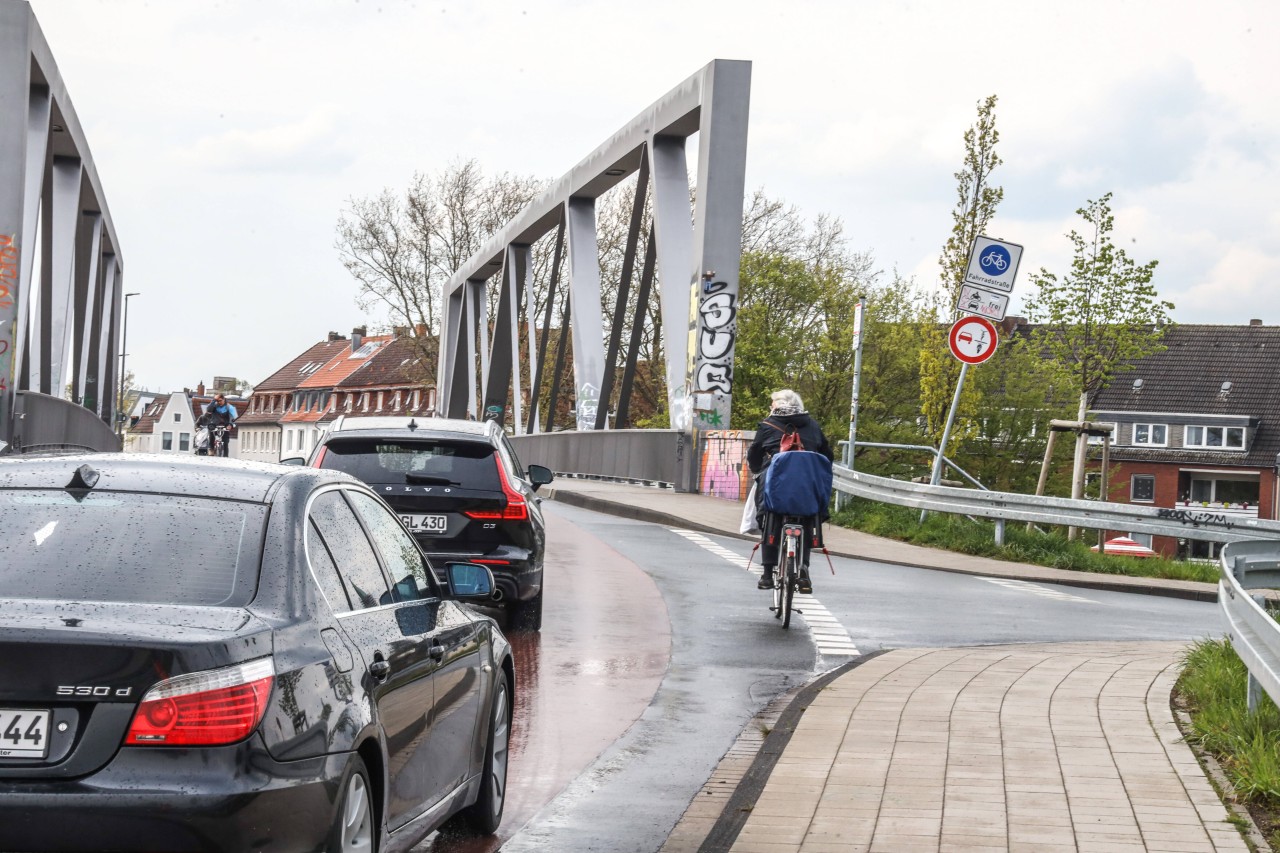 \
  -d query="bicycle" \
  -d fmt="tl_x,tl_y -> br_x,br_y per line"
209,424 -> 231,458
770,515 -> 815,628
